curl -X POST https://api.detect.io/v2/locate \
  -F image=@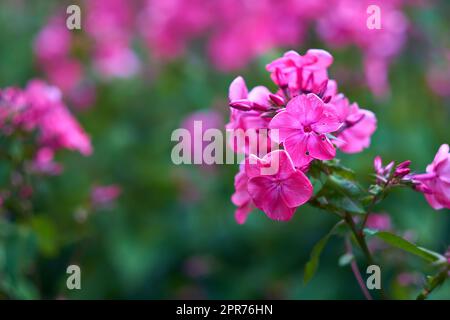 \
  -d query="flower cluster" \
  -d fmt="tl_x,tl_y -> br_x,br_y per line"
412,144 -> 450,210
228,49 -> 377,223
0,79 -> 92,175
33,0 -> 140,108
372,144 -> 450,211
35,0 -> 415,97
